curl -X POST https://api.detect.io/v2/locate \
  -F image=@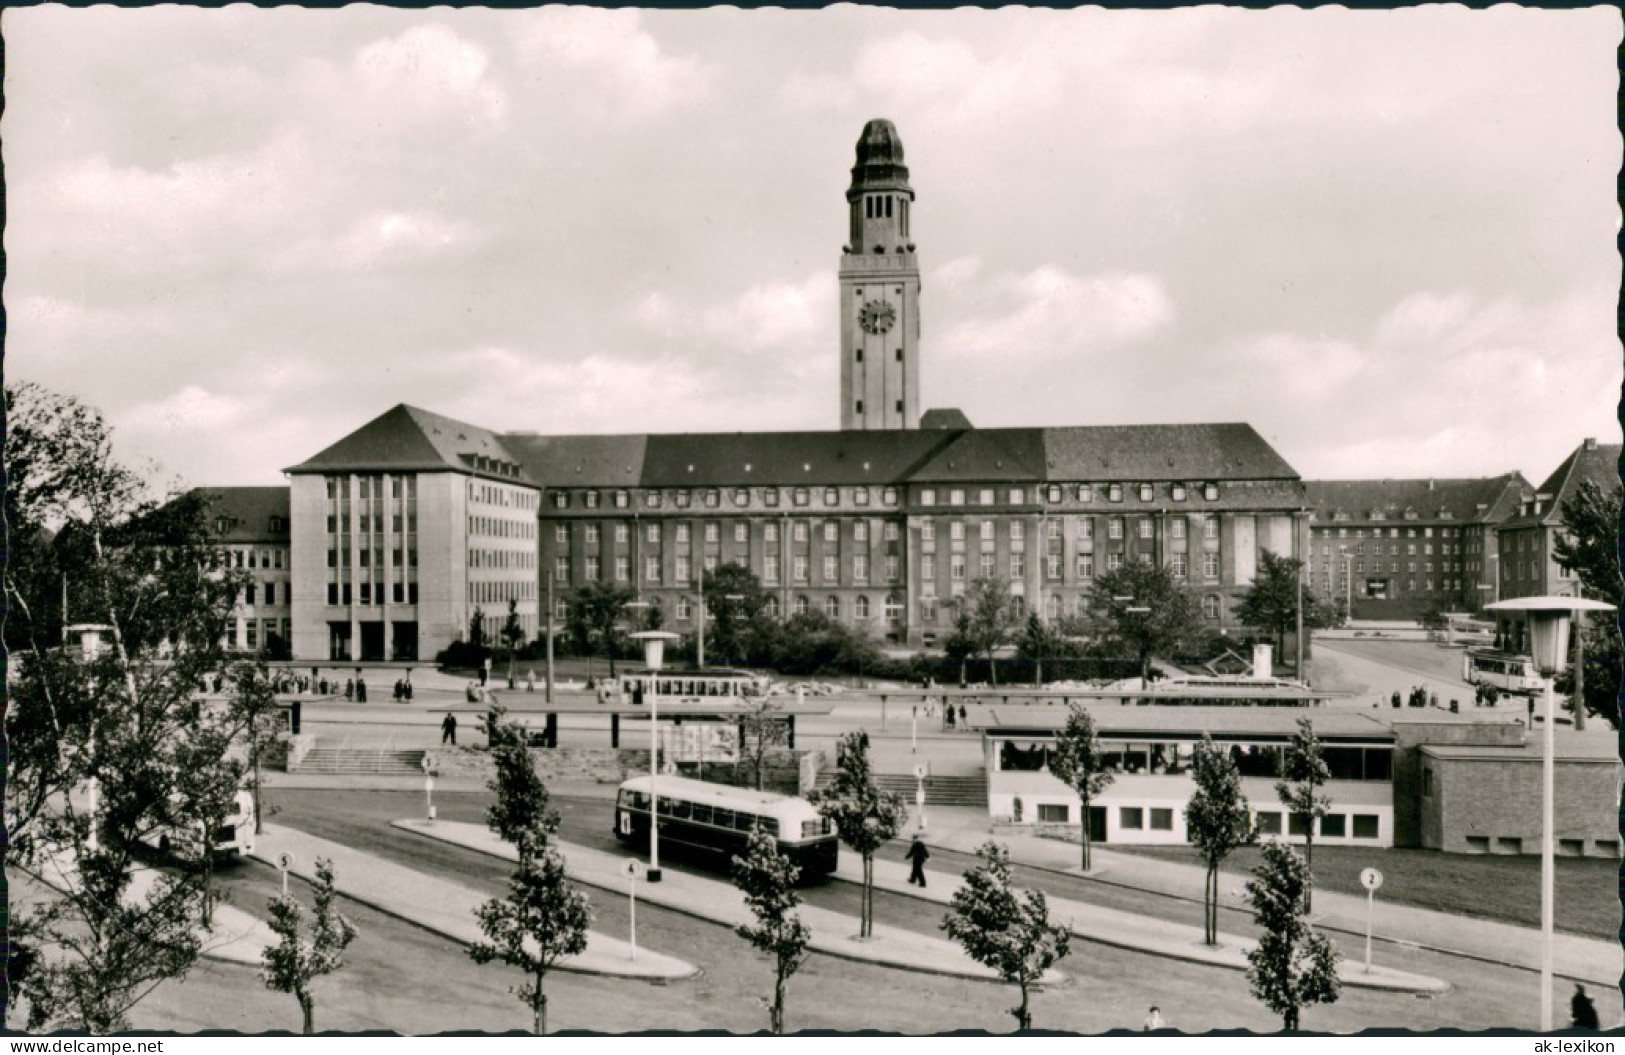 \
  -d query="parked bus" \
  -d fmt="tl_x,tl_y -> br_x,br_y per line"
613,775 -> 837,883
140,789 -> 257,860
617,668 -> 769,702
1462,649 -> 1544,695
